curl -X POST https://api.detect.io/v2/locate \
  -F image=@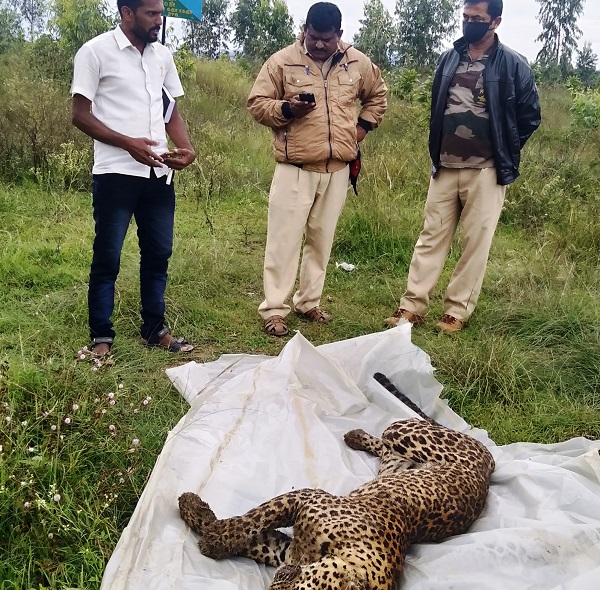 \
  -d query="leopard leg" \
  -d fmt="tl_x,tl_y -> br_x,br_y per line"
344,429 -> 386,455
345,429 -> 414,476
179,489 -> 313,561
179,492 -> 217,536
